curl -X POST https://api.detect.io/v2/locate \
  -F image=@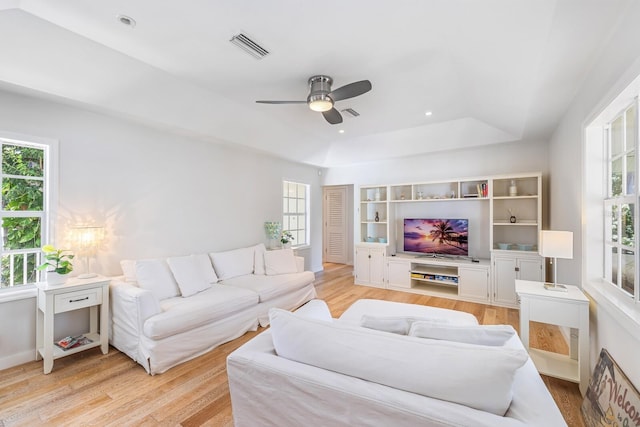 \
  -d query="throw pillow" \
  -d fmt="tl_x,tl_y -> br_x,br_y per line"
409,322 -> 516,346
253,243 -> 267,275
264,248 -> 297,275
295,299 -> 333,322
135,259 -> 181,300
167,255 -> 212,297
360,314 -> 453,335
209,246 -> 255,280
269,308 -> 528,416
192,253 -> 218,283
